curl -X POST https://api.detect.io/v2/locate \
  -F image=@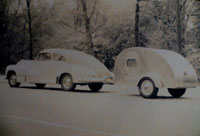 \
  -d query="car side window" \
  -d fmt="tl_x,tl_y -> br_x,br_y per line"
36,53 -> 51,61
53,53 -> 66,61
127,59 -> 137,67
